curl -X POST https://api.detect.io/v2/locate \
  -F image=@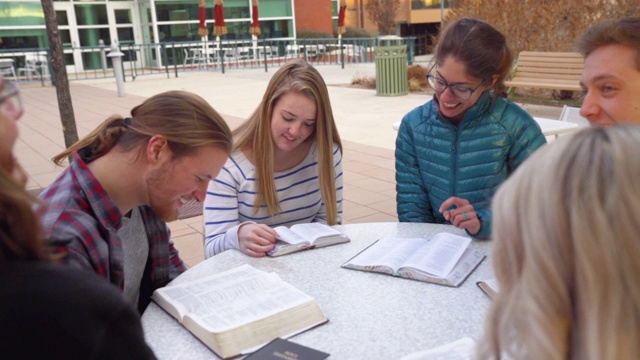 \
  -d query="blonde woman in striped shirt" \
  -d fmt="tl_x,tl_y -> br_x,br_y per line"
204,60 -> 343,258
